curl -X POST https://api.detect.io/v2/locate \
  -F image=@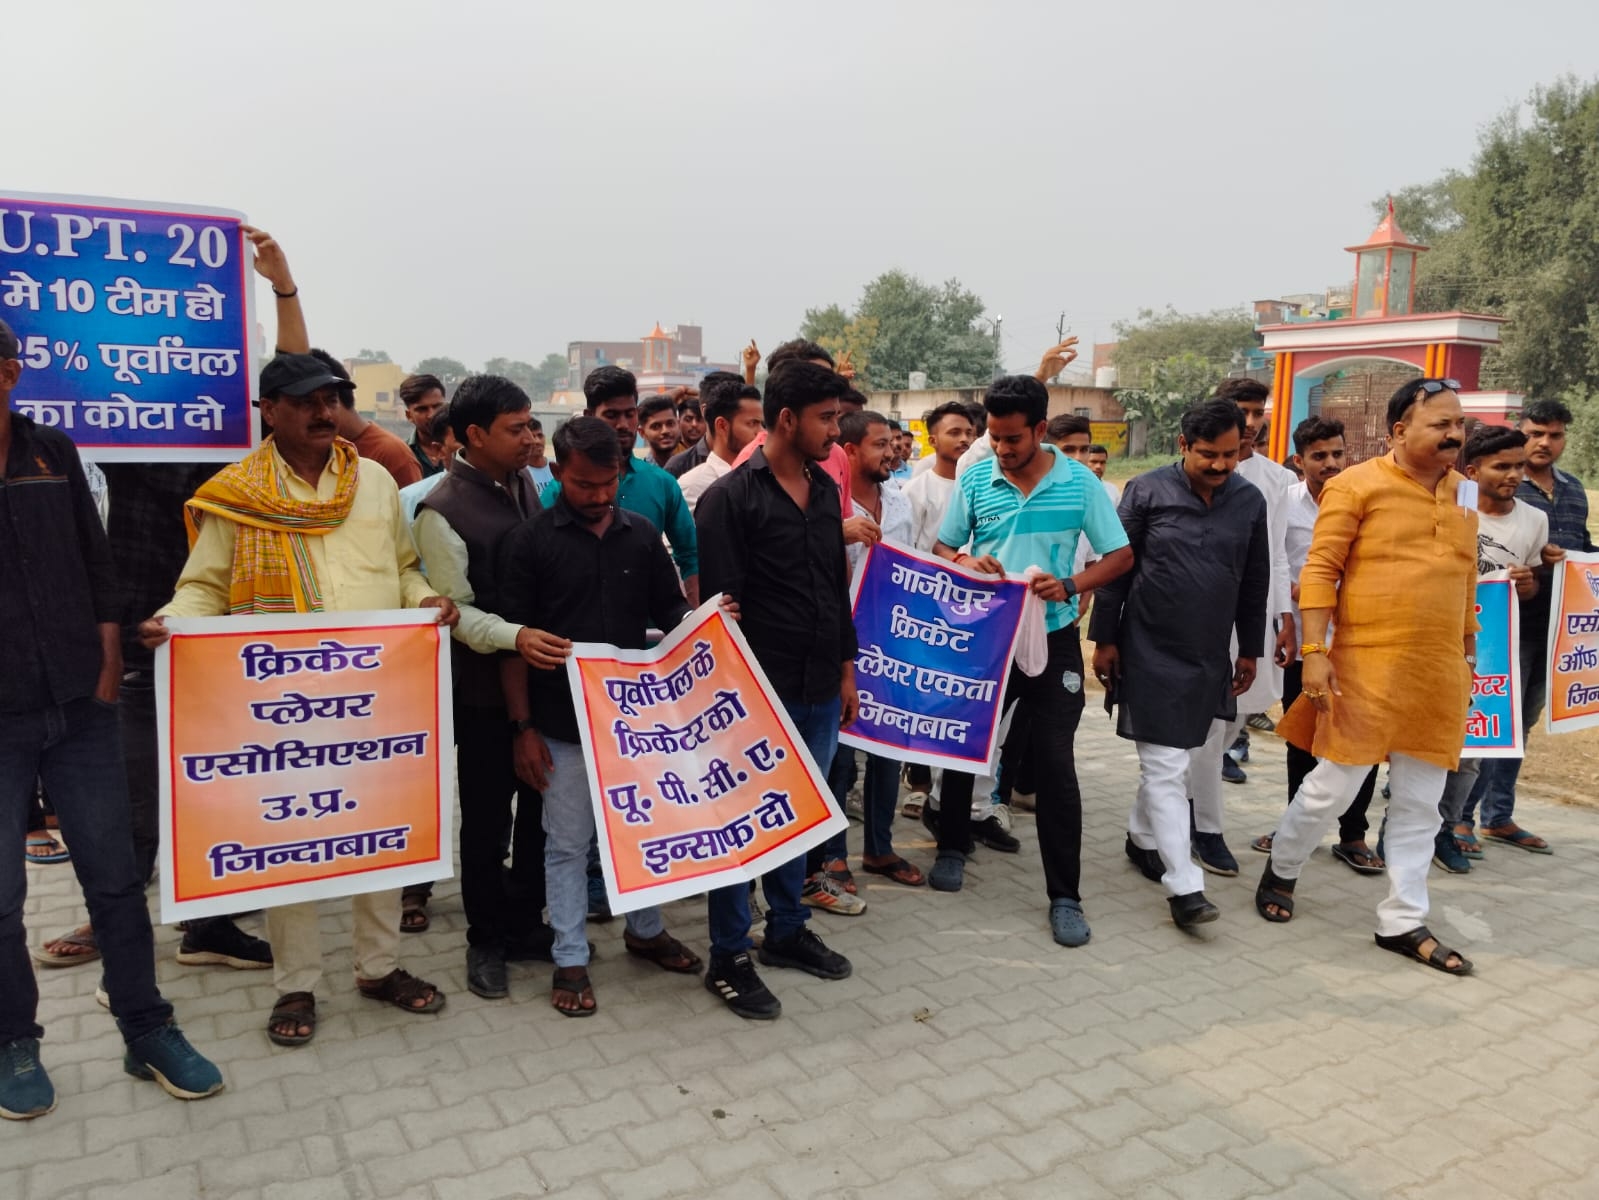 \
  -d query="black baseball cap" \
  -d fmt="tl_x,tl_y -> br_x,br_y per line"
259,352 -> 356,399
0,318 -> 18,361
